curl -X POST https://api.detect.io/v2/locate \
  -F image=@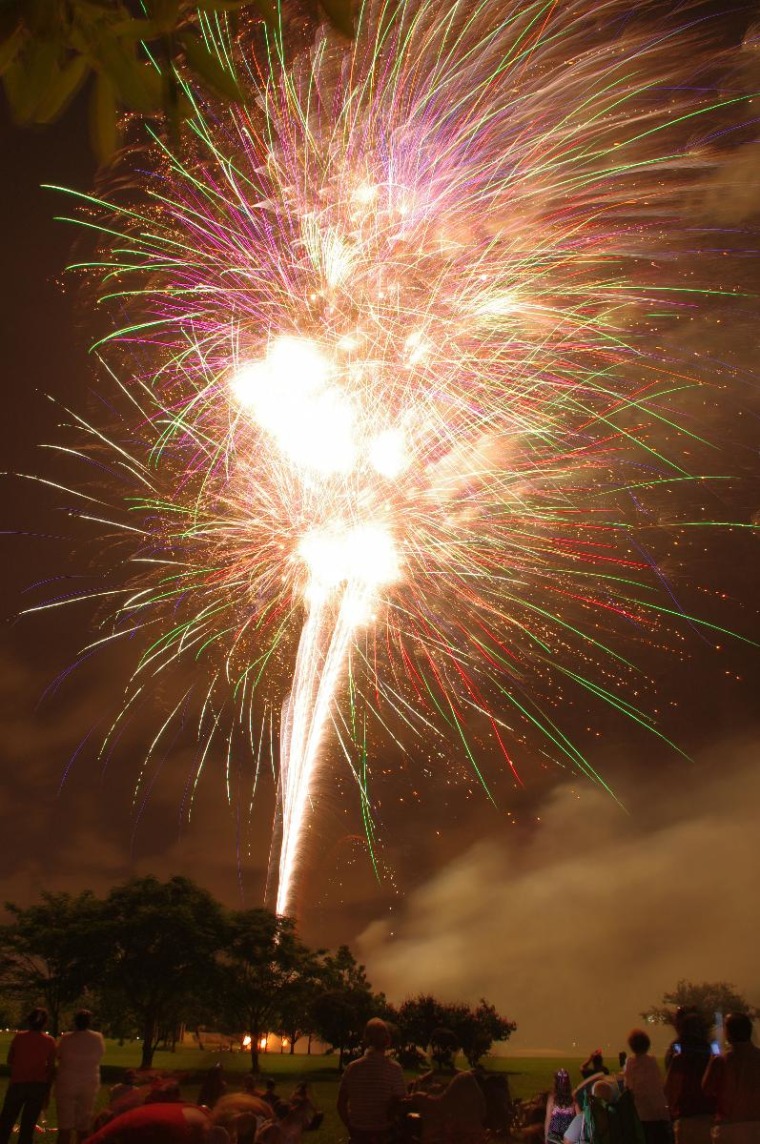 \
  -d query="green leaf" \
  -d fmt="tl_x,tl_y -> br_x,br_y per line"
177,30 -> 243,102
1,58 -> 24,118
33,54 -> 89,123
317,0 -> 353,38
0,26 -> 23,76
142,0 -> 180,34
91,30 -> 165,113
110,18 -> 164,42
90,71 -> 118,164
0,2 -> 23,43
245,0 -> 279,26
2,37 -> 60,123
25,0 -> 65,38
